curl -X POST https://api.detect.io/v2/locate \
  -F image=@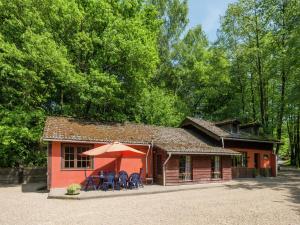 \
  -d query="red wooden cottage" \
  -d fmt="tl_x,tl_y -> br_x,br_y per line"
43,116 -> 280,189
